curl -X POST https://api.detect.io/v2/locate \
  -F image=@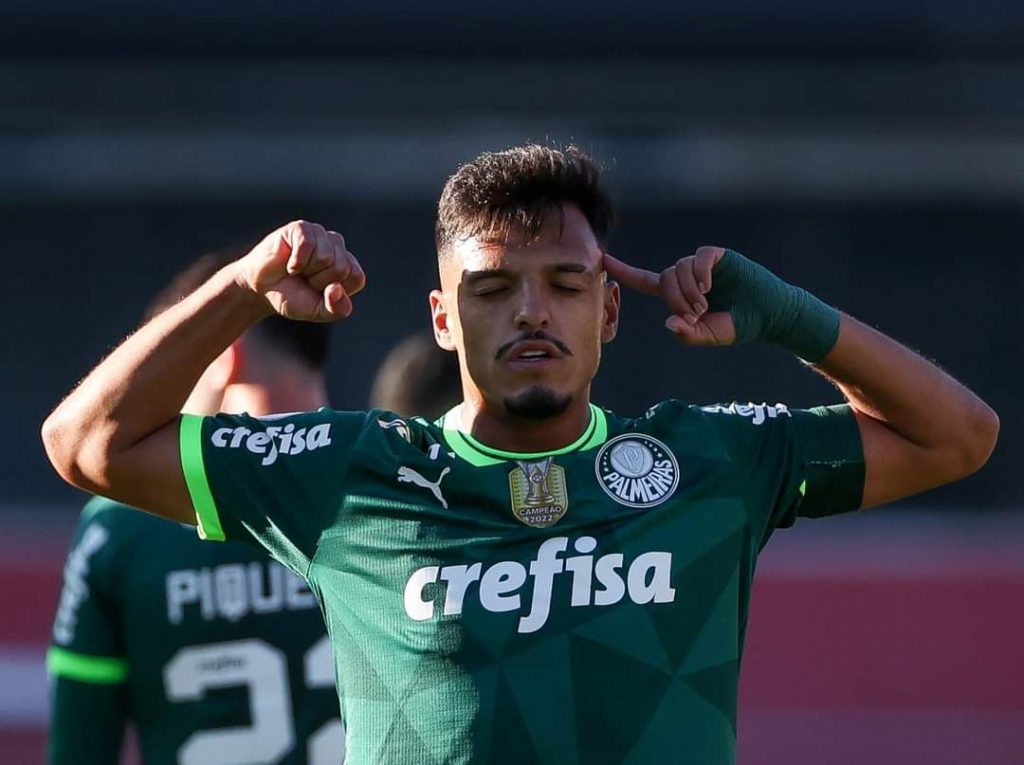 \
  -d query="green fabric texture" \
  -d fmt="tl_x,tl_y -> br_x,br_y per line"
191,401 -> 865,764
49,677 -> 128,764
708,249 -> 841,362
